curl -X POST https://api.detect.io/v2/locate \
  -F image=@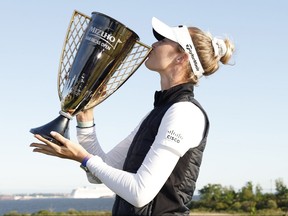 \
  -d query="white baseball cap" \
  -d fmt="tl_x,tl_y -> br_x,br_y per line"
152,17 -> 204,78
